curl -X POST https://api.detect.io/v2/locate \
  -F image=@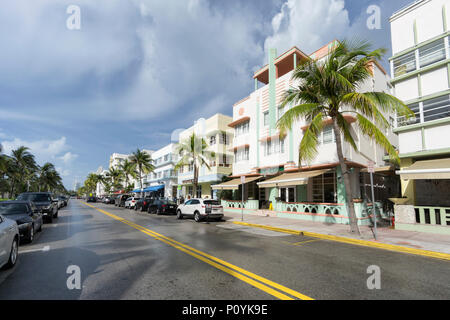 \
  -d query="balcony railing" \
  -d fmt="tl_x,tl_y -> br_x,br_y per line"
414,206 -> 450,226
